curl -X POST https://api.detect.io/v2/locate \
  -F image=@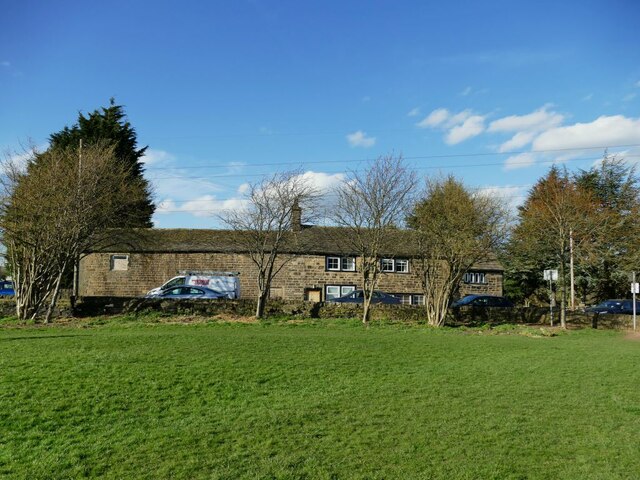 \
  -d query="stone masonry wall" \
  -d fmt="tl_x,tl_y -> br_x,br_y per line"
79,252 -> 503,299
